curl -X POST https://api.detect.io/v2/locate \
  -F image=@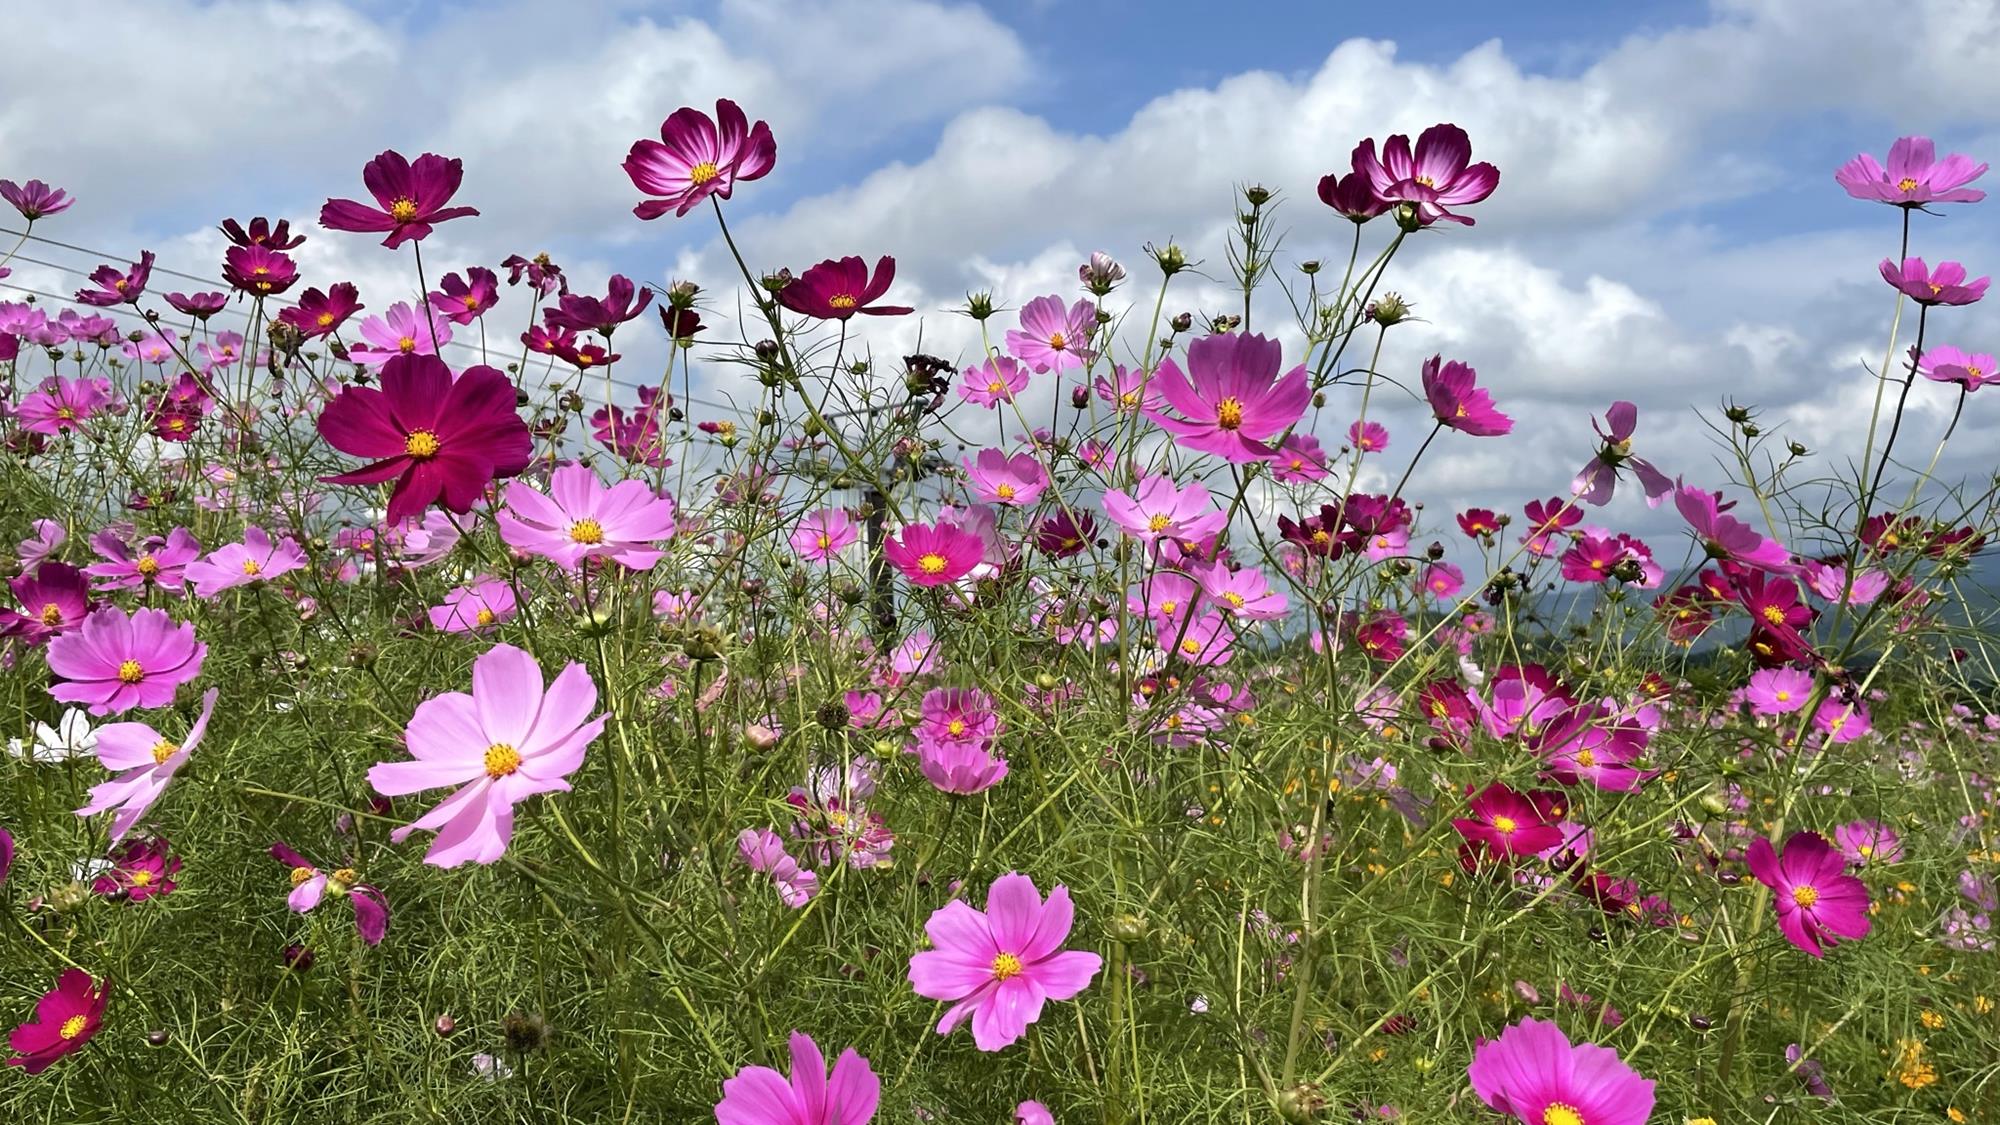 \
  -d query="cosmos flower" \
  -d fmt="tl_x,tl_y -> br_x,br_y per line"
543,275 -> 651,337
1835,136 -> 1987,207
279,283 -> 364,339
1833,820 -> 1902,867
497,462 -> 679,572
1573,401 -> 1673,506
1674,483 -> 1796,574
319,150 -> 480,248
791,508 -> 859,563
428,578 -> 517,635
9,707 -> 96,765
429,266 -> 499,326
1916,344 -> 1997,391
883,520 -> 986,587
1423,355 -> 1512,436
915,735 -> 1010,795
269,841 -> 389,945
1146,332 -> 1309,462
1466,1017 -> 1654,1125
317,354 -> 533,526
73,252 -> 154,306
1102,474 -> 1227,545
1,178 -> 74,221
221,245 -> 299,295
502,252 -> 565,295
1350,123 -> 1499,226
959,356 -> 1031,408
907,873 -> 1102,1051
1747,830 -> 1871,957
964,448 -> 1049,507
7,970 -> 109,1074
46,607 -> 206,716
1451,782 -> 1566,863
714,1031 -> 878,1125
778,255 -> 912,320
186,527 -> 307,598
86,527 -> 200,592
75,687 -> 220,844
346,301 -> 452,365
220,216 -> 306,249
1317,169 -> 1389,222
90,836 -> 181,902
16,375 -> 112,435
1,562 -> 91,645
625,99 -> 777,220
368,644 -> 606,868
1005,295 -> 1097,374
165,291 -> 228,319
1879,257 -> 1989,306
1743,667 -> 1813,715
